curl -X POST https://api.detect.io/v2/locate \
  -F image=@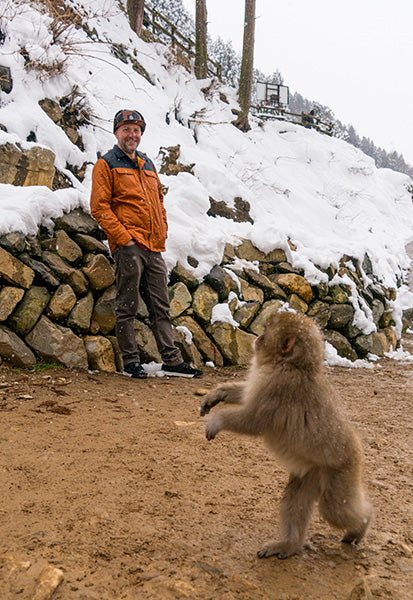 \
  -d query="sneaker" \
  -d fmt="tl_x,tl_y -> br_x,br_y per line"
123,362 -> 147,379
161,362 -> 203,378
